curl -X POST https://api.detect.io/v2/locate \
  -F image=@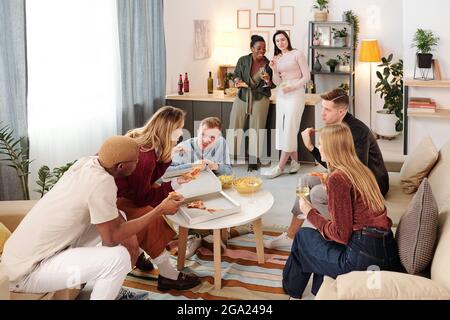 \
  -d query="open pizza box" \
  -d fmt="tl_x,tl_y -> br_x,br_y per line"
174,167 -> 241,225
